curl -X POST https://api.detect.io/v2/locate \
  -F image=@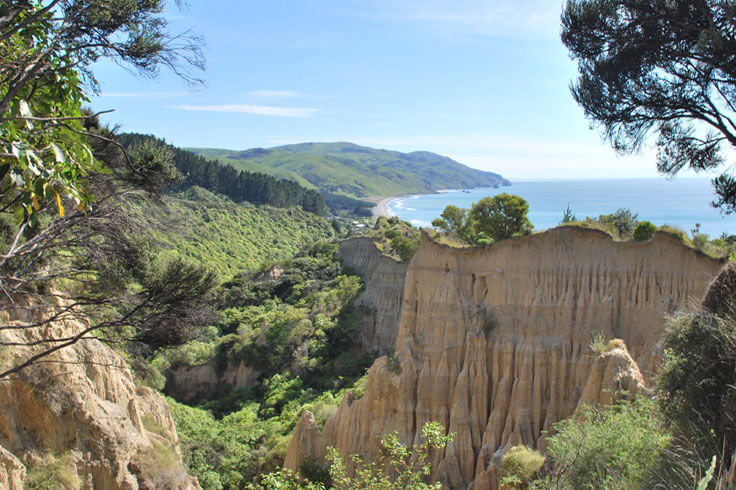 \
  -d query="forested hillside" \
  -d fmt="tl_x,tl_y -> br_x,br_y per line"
137,187 -> 337,278
190,142 -> 510,199
119,134 -> 328,215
